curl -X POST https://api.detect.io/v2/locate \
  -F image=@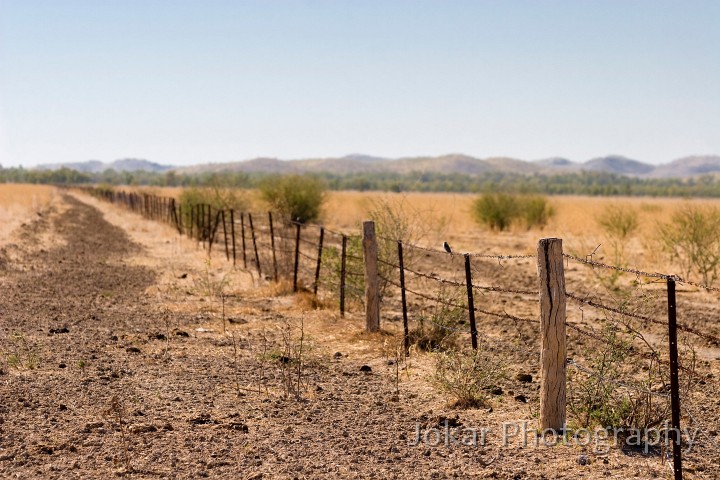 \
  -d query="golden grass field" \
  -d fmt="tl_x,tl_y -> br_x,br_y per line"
0,184 -> 58,244
136,186 -> 720,275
